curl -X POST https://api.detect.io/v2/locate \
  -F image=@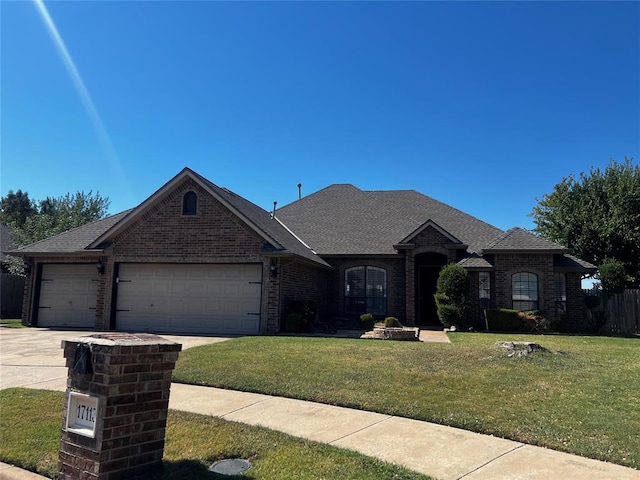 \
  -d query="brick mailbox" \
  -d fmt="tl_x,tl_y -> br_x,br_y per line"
59,333 -> 182,480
